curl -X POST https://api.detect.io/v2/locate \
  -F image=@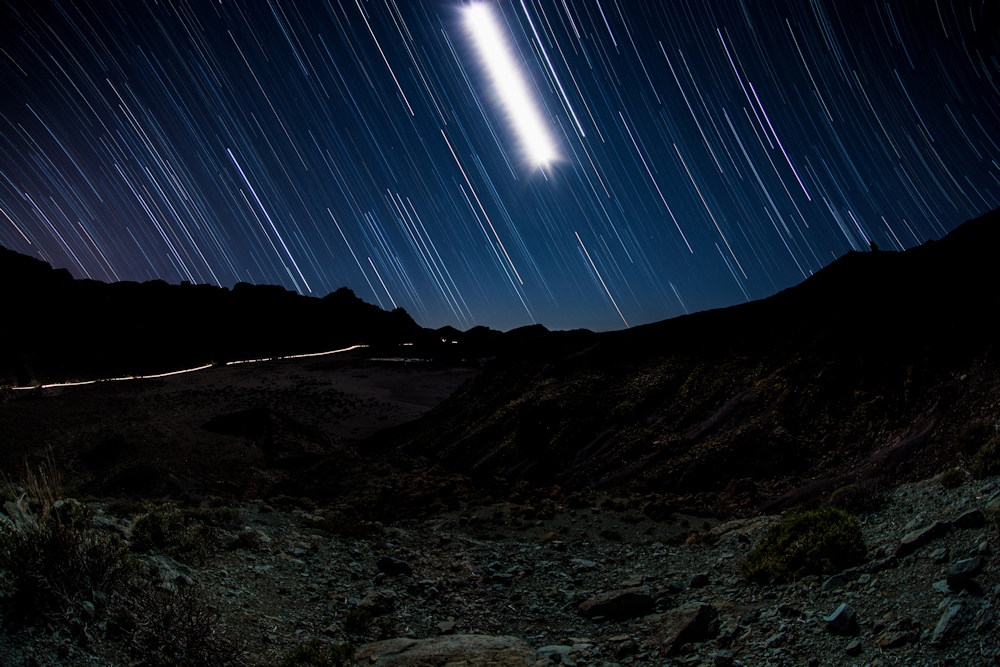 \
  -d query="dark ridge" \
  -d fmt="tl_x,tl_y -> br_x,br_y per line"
0,246 -> 595,386
0,250 -> 426,385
